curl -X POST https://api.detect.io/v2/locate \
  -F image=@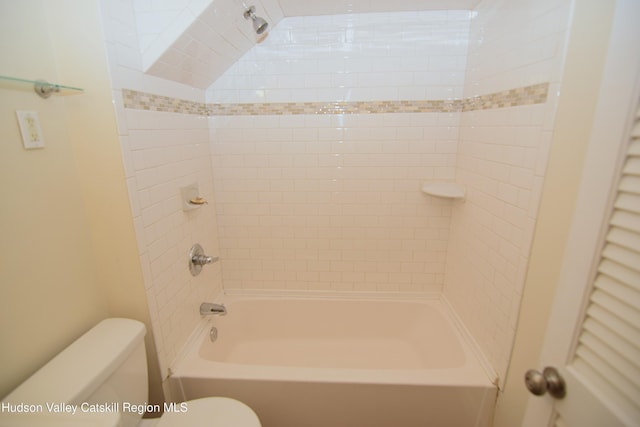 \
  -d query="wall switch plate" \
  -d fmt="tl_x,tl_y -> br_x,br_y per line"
16,110 -> 45,149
